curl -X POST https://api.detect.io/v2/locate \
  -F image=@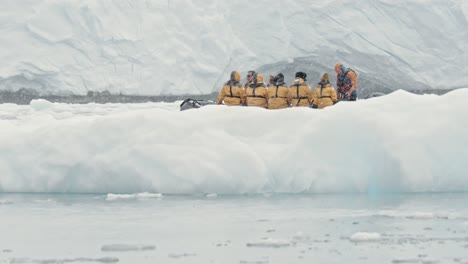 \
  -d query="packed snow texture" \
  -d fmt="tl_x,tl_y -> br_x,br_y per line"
0,0 -> 467,95
0,89 -> 467,194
